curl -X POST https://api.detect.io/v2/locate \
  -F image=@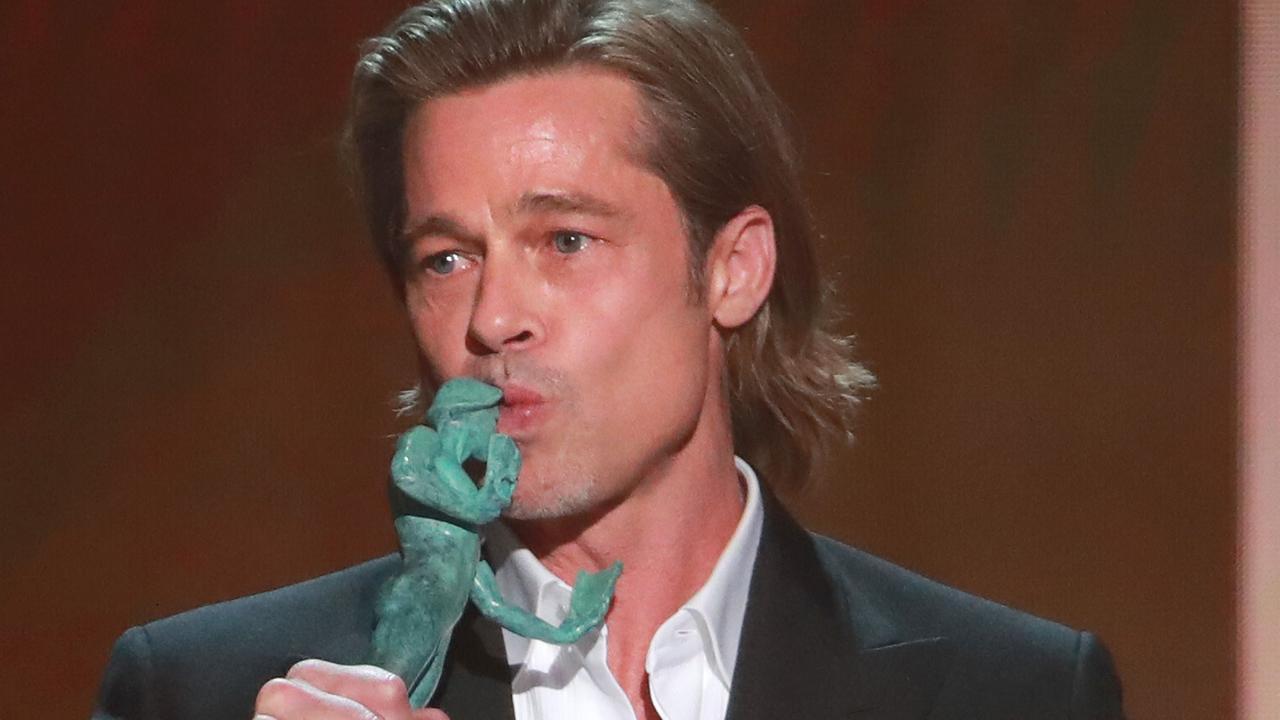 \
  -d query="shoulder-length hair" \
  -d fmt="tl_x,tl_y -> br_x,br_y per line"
346,0 -> 873,493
